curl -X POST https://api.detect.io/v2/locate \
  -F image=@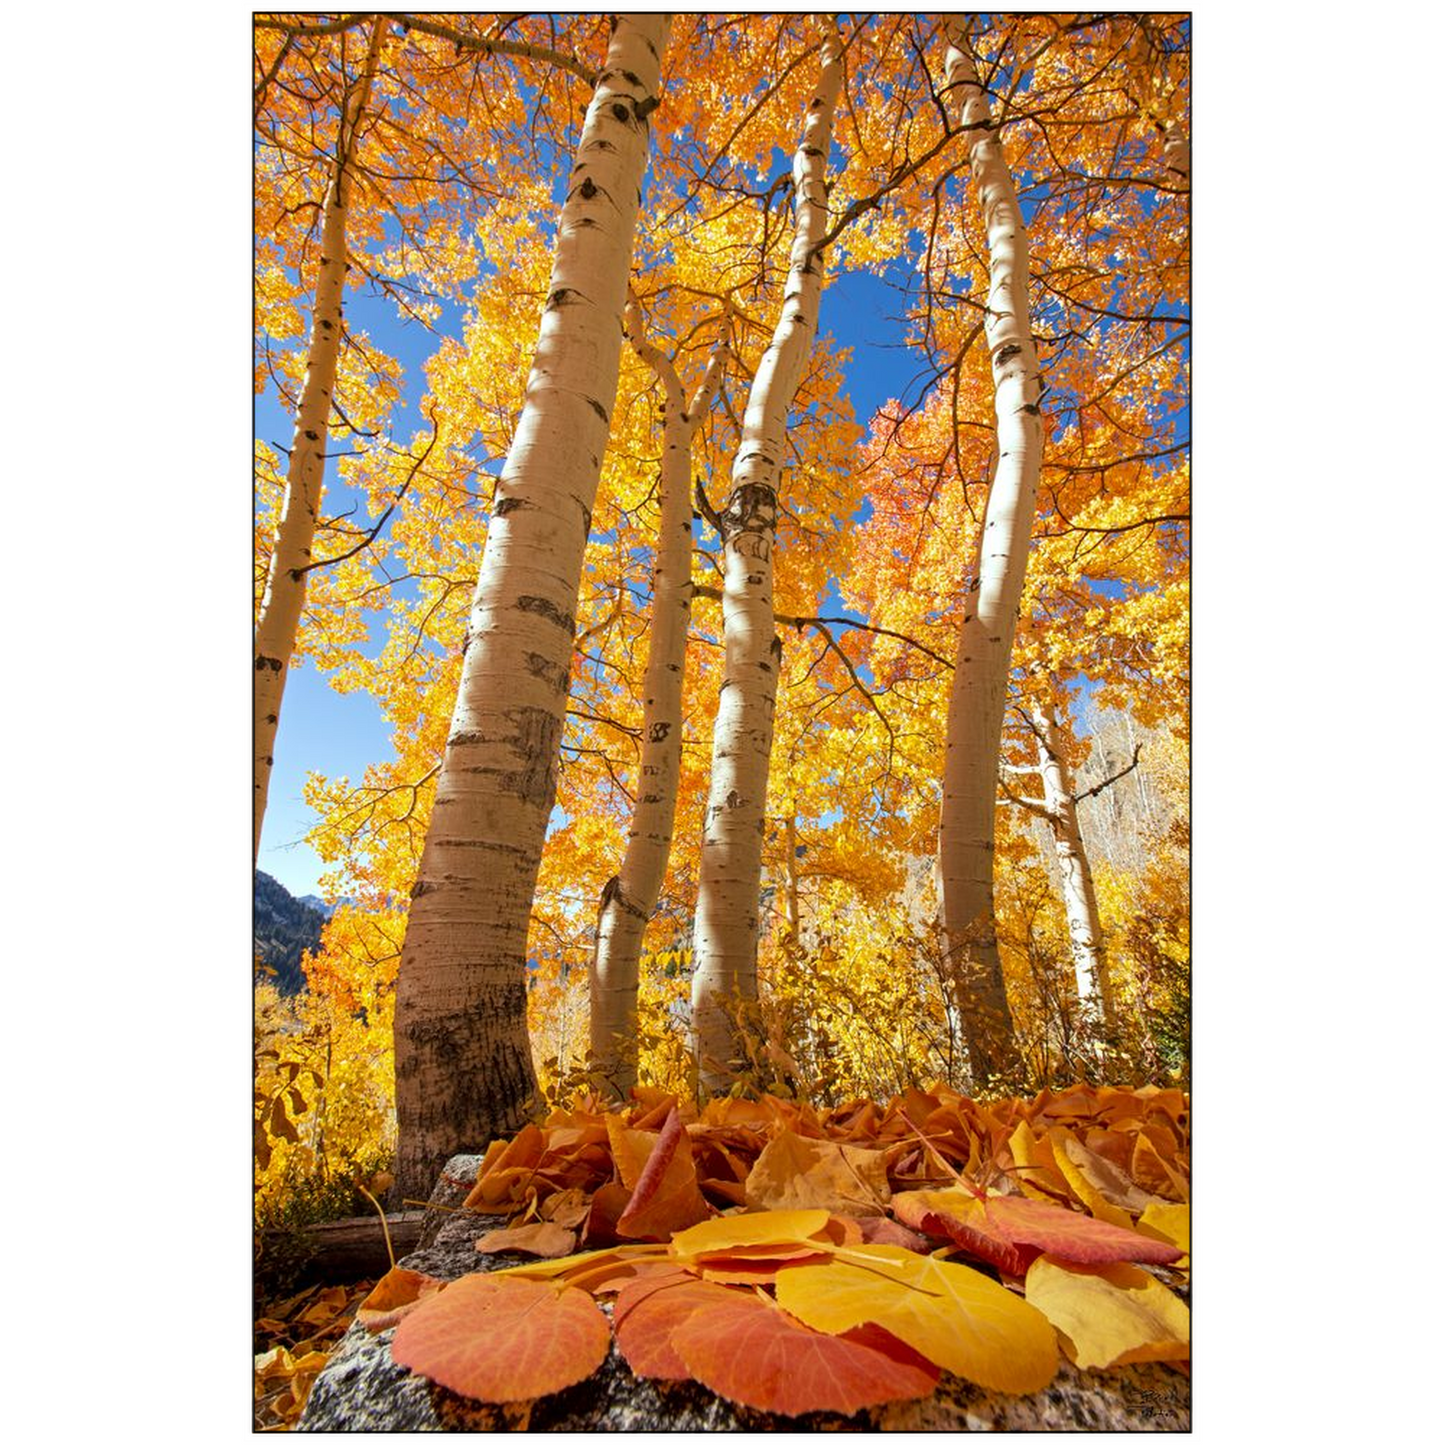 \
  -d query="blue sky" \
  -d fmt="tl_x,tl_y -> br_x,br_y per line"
256,264 -> 915,895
